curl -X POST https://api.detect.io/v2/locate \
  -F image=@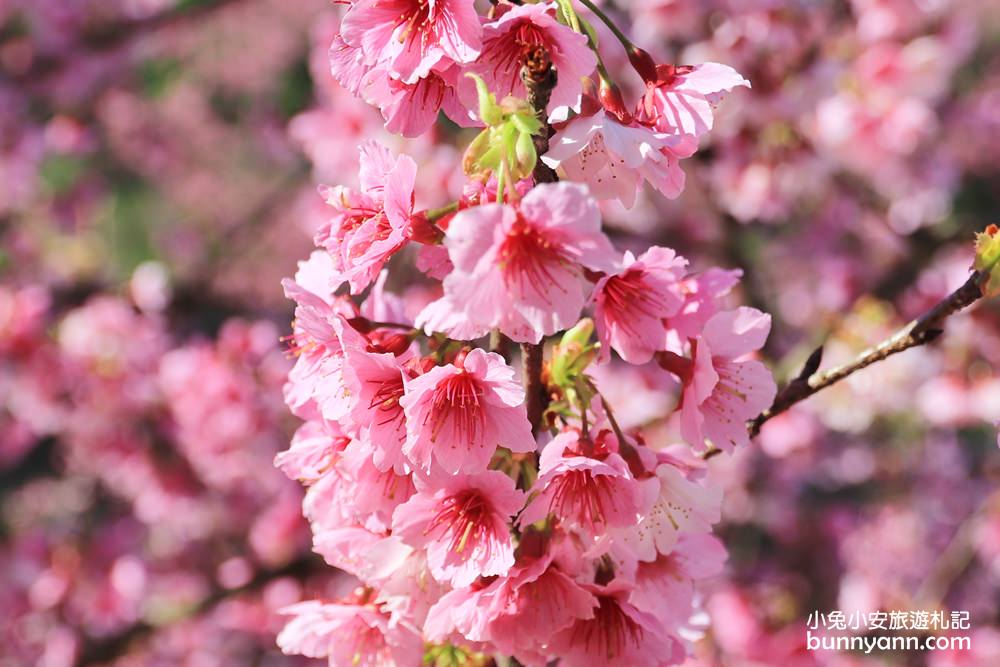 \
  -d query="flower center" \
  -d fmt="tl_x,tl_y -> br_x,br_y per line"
484,21 -> 547,93
424,370 -> 486,443
497,216 -> 568,300
426,489 -> 492,556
